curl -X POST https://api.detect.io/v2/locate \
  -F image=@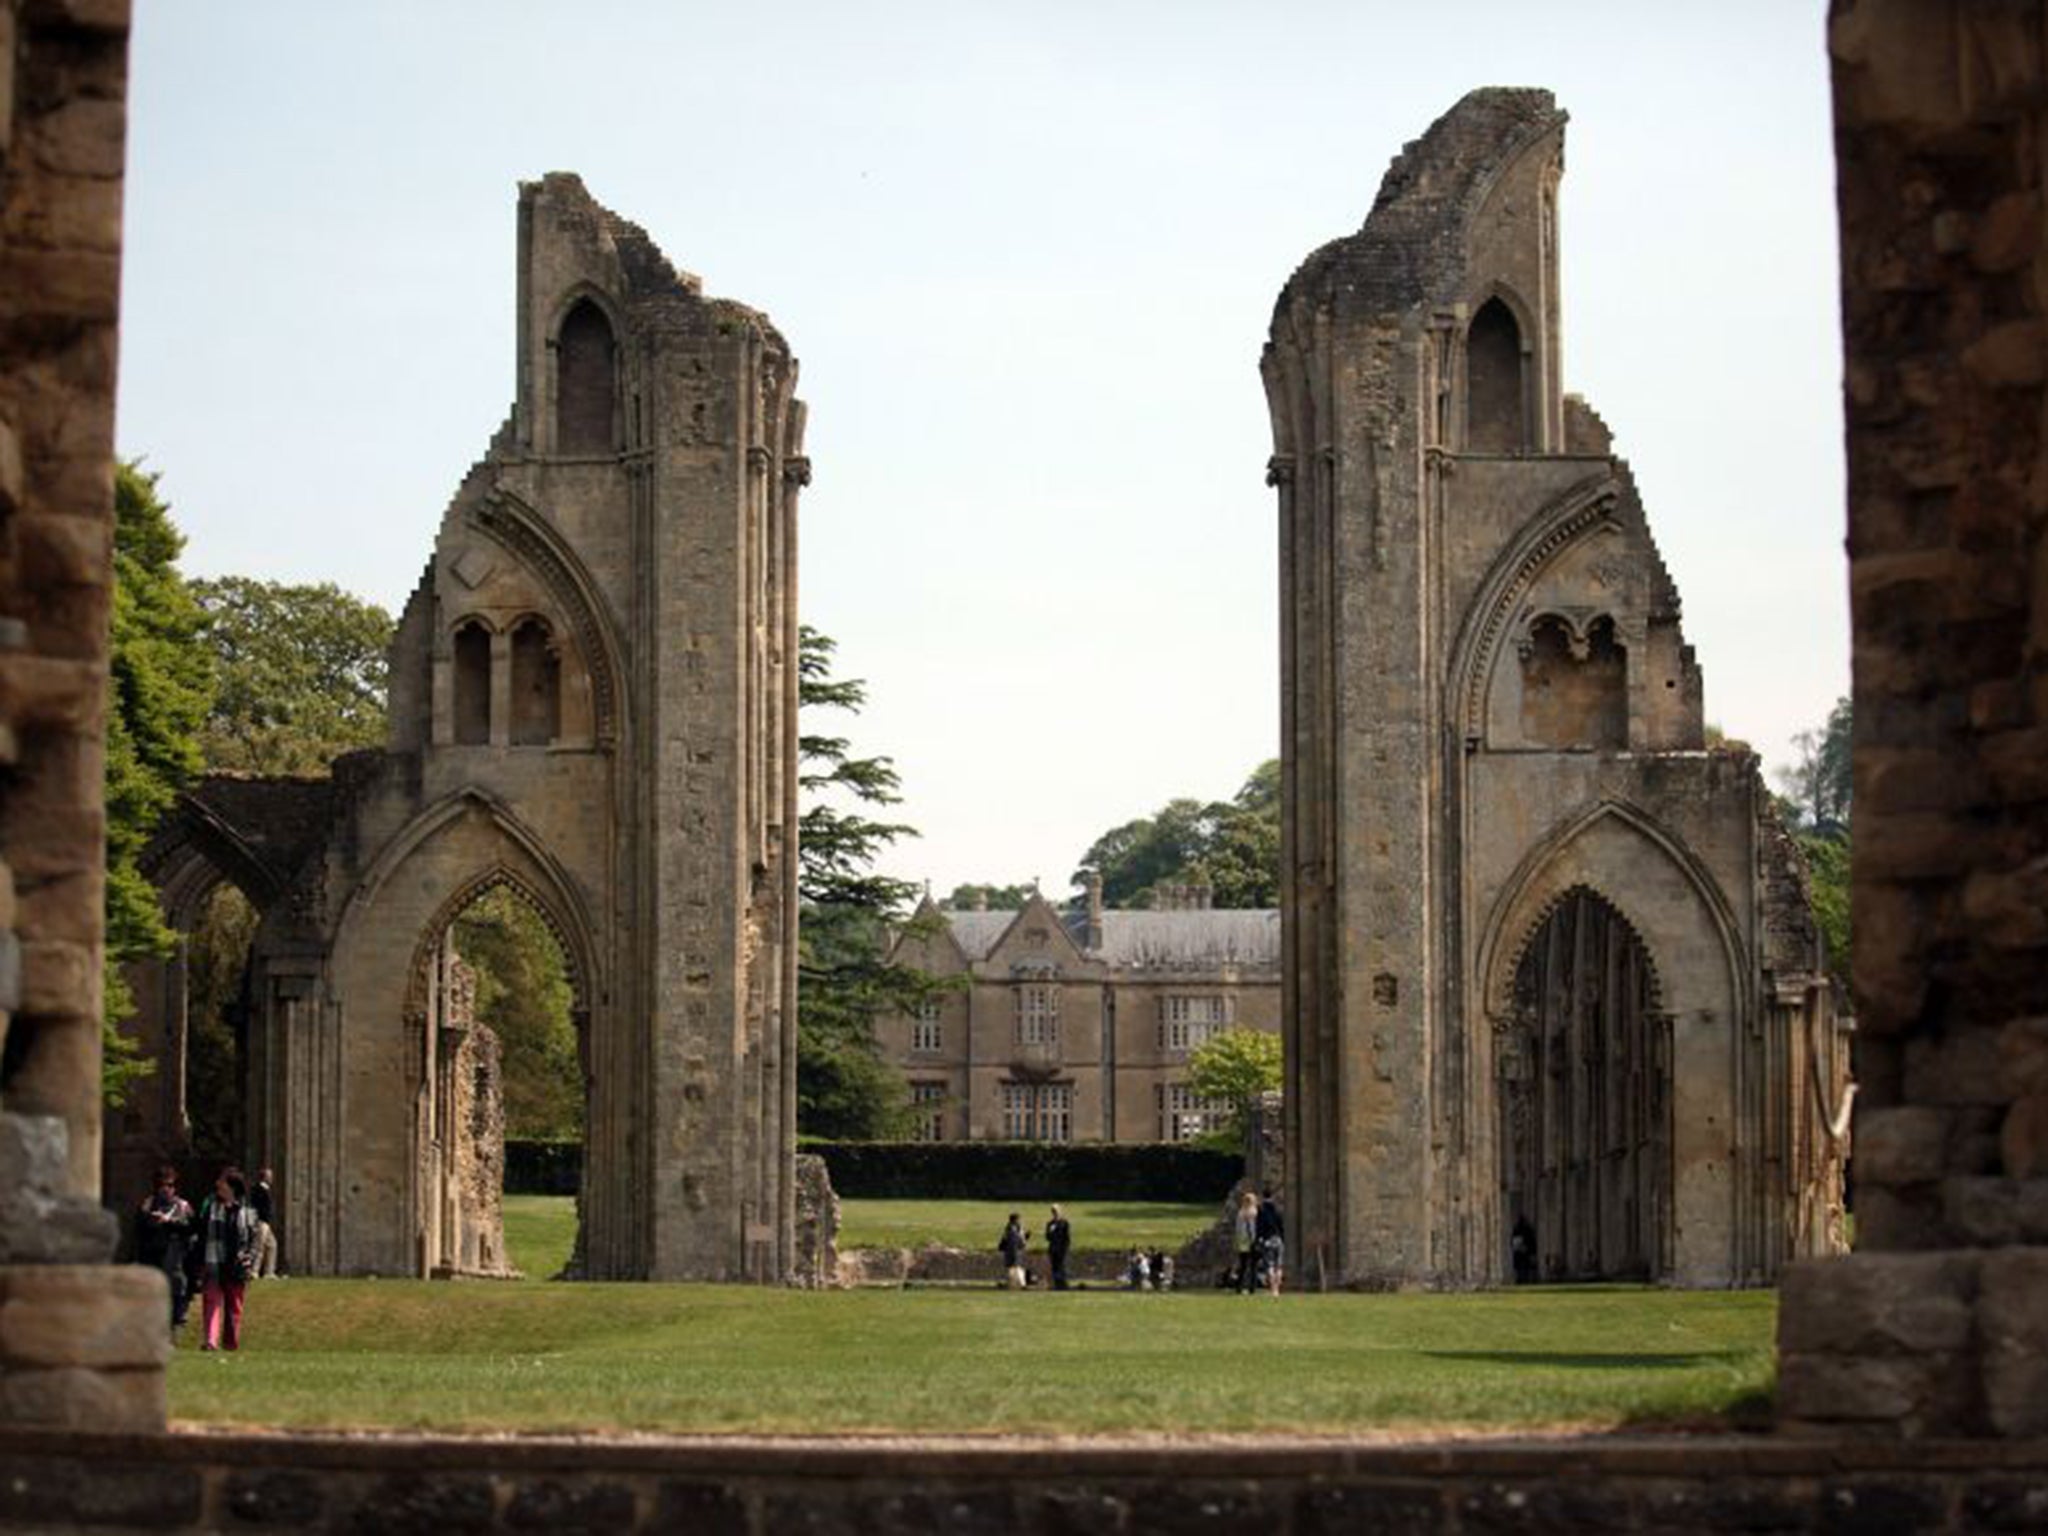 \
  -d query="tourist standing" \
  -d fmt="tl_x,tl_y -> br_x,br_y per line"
134,1165 -> 194,1331
250,1166 -> 279,1278
1044,1204 -> 1072,1291
998,1213 -> 1029,1290
1256,1188 -> 1286,1297
196,1169 -> 262,1352
1232,1189 -> 1259,1293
